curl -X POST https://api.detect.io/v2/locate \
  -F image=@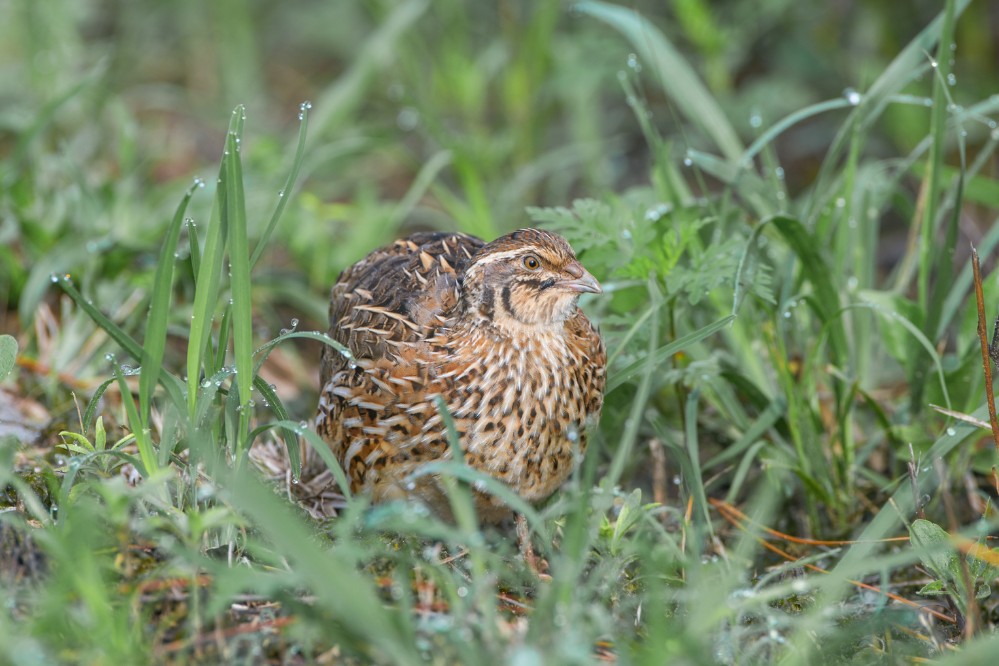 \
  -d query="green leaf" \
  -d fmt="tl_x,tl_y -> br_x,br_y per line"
917,580 -> 946,596
909,518 -> 956,579
610,488 -> 644,556
0,334 -> 16,380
